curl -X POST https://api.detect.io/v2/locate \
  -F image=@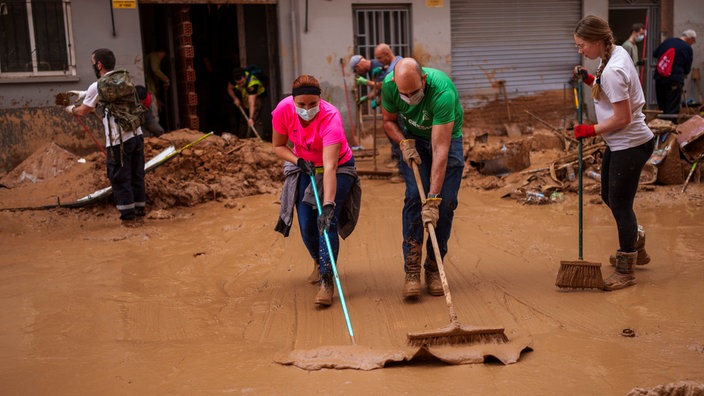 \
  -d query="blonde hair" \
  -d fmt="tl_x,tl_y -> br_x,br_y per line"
574,15 -> 614,100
